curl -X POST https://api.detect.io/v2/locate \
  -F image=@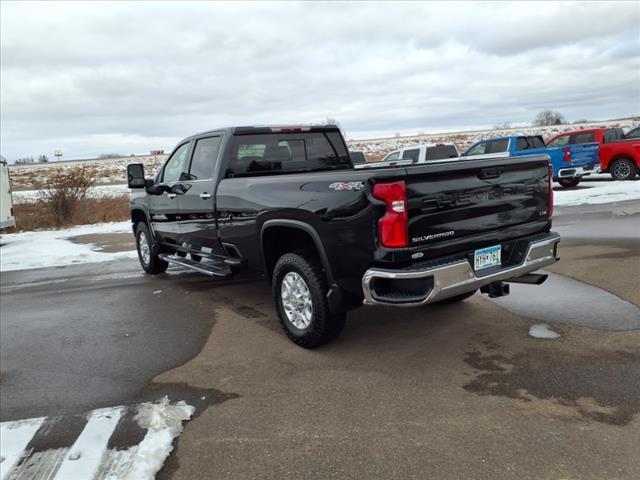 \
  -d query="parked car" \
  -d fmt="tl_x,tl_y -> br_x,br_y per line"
127,125 -> 560,348
381,143 -> 459,163
462,135 -> 599,188
546,128 -> 640,180
625,125 -> 640,139
0,157 -> 16,230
